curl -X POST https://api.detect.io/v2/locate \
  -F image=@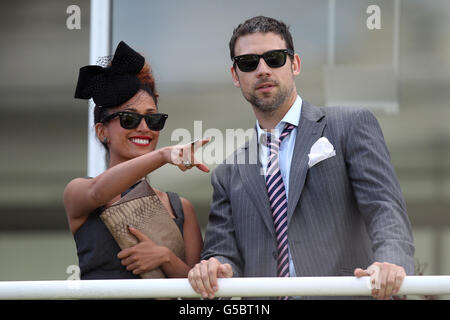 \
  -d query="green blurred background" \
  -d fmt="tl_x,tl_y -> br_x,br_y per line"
0,0 -> 449,299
